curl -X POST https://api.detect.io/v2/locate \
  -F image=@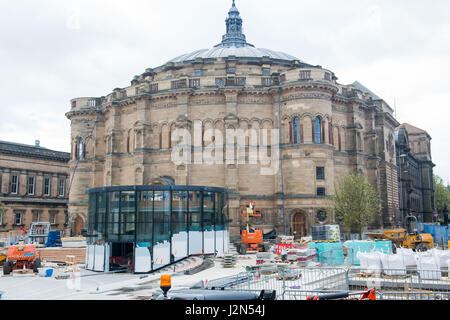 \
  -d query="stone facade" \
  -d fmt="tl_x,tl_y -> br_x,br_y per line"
0,140 -> 70,239
396,123 -> 435,223
66,2 -> 410,238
